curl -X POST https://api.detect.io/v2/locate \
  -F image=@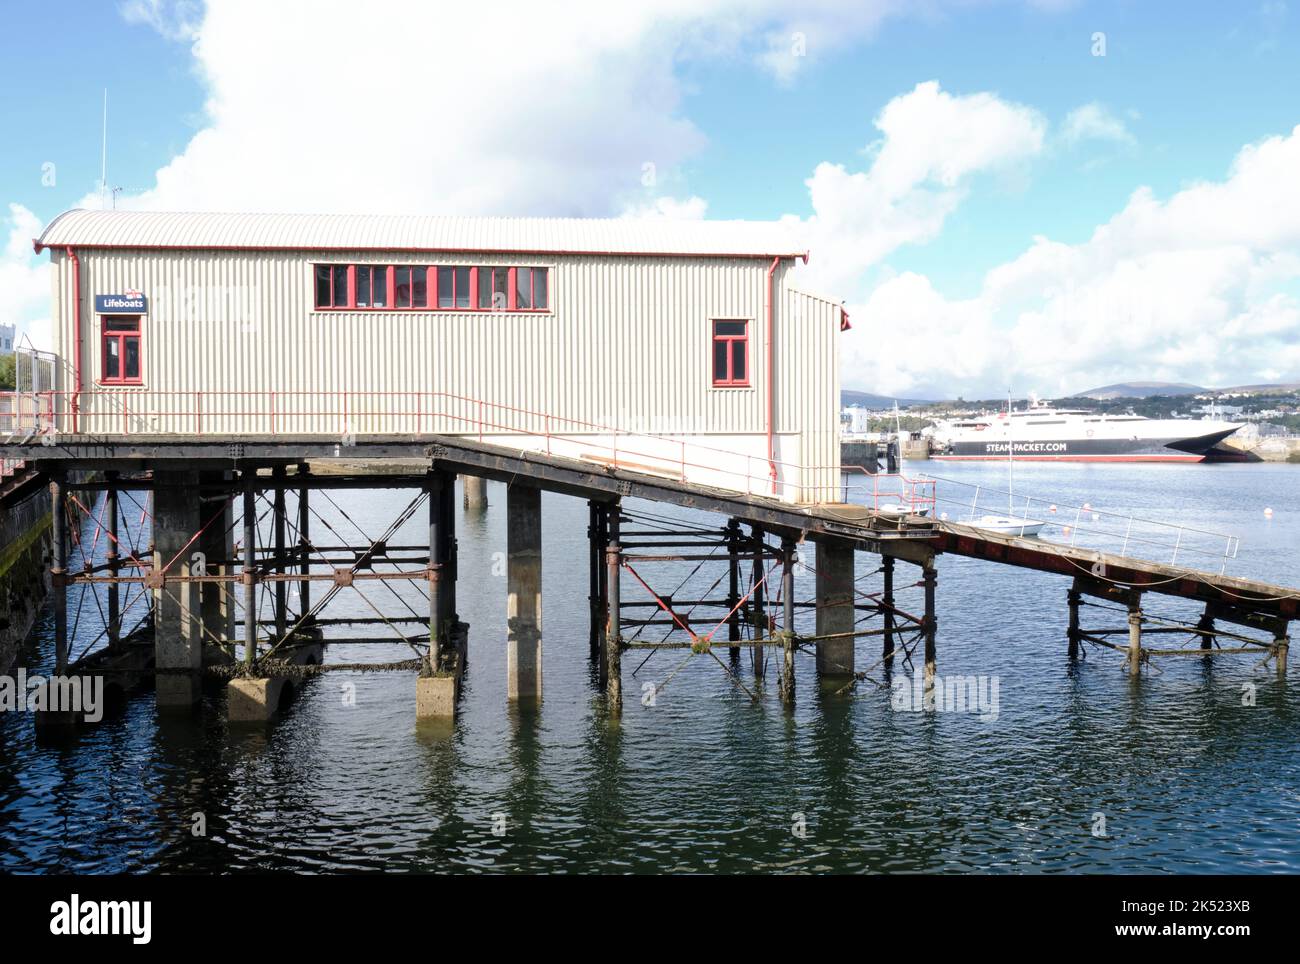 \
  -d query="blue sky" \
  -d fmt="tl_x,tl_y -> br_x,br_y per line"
2,0 -> 1298,396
